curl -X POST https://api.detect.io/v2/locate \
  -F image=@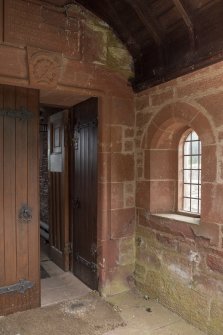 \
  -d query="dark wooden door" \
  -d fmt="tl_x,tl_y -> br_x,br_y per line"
71,98 -> 98,290
0,85 -> 40,315
48,111 -> 70,271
